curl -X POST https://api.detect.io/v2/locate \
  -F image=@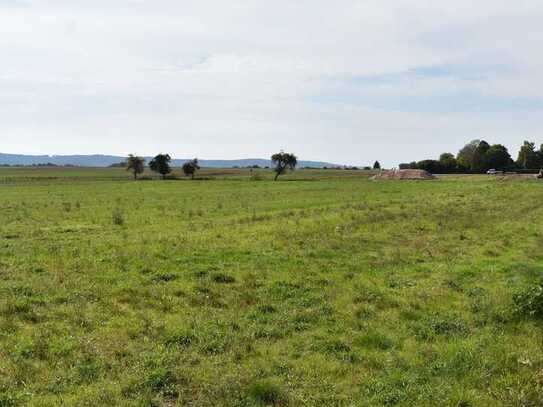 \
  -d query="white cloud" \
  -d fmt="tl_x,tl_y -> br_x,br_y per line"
1,0 -> 543,165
